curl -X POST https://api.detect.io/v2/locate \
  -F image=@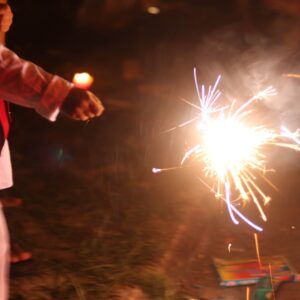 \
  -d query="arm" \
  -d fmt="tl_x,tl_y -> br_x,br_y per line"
0,45 -> 104,121
0,3 -> 103,122
0,45 -> 72,121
